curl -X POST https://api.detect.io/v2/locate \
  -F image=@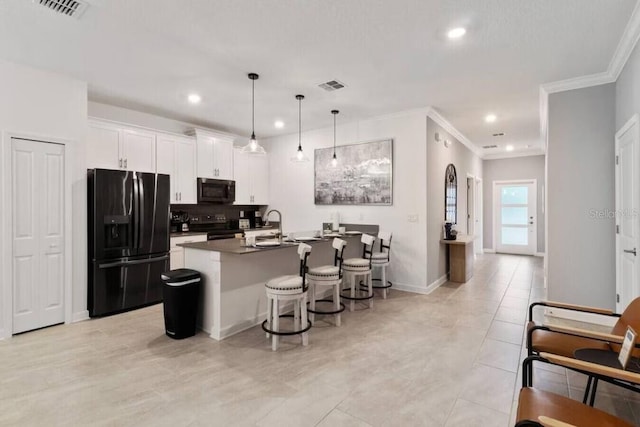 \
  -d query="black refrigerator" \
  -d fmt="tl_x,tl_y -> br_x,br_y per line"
88,169 -> 170,317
